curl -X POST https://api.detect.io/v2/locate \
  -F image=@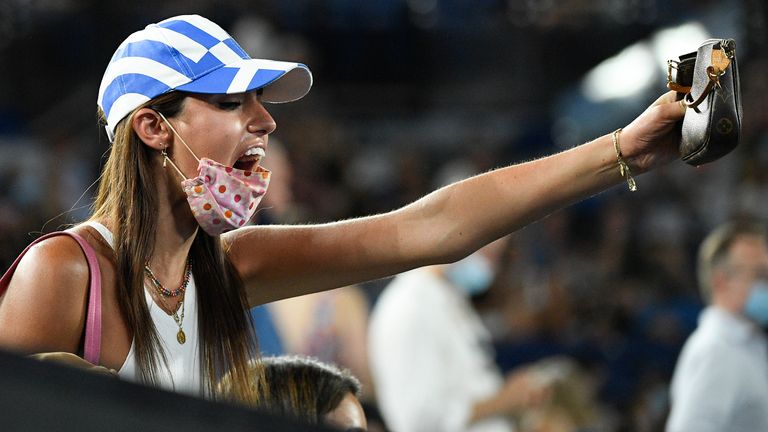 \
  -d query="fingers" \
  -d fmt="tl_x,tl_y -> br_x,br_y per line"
30,351 -> 88,366
651,90 -> 678,107
650,92 -> 686,122
662,99 -> 687,122
30,351 -> 117,376
91,365 -> 120,376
